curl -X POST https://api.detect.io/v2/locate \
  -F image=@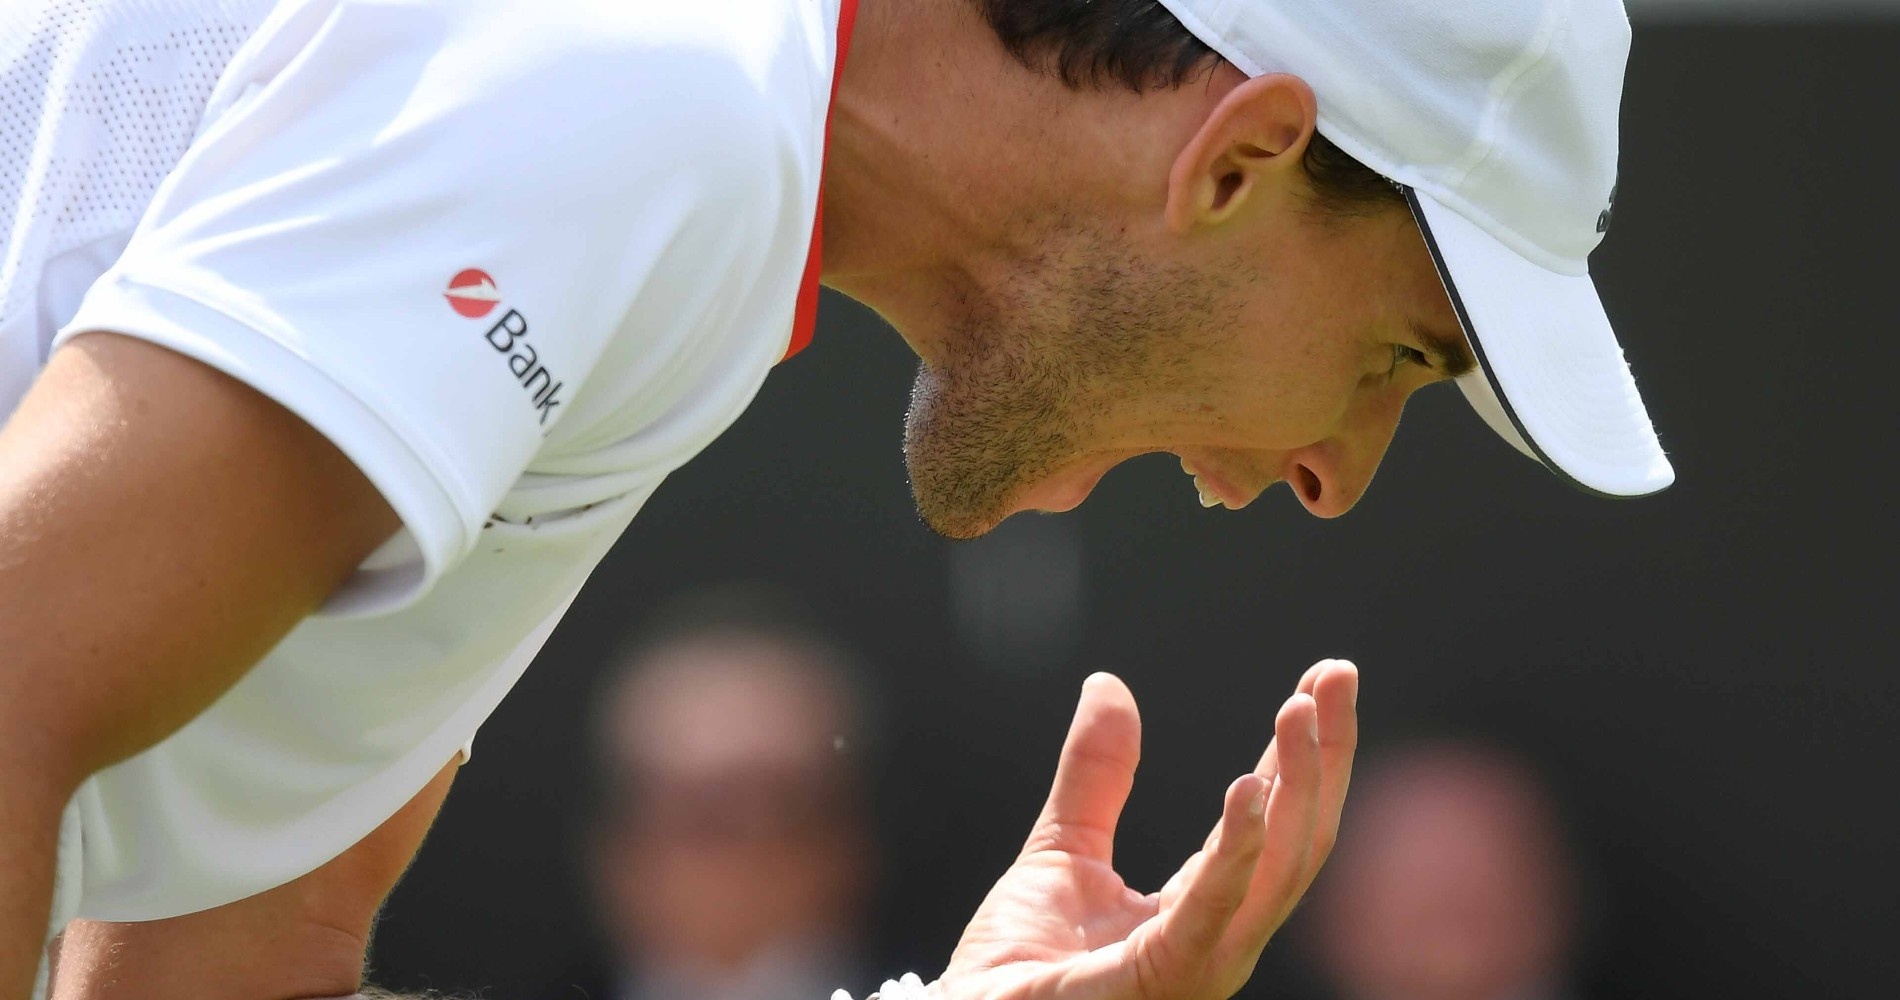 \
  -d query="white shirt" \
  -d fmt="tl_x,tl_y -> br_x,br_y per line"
2,0 -> 848,925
